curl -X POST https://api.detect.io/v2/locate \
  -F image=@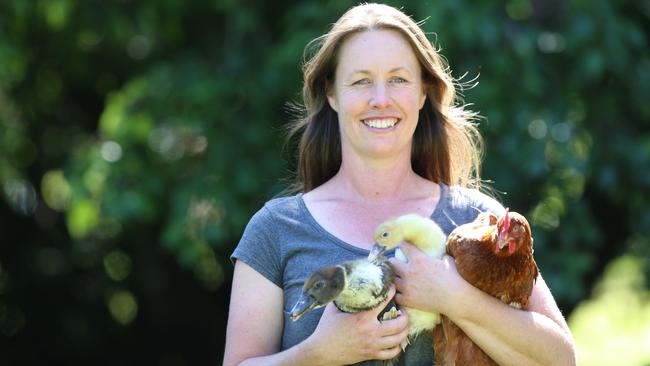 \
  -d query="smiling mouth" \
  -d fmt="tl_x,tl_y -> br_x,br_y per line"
362,118 -> 400,129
